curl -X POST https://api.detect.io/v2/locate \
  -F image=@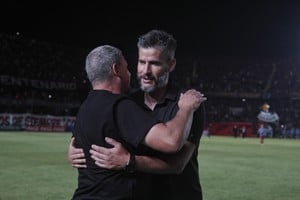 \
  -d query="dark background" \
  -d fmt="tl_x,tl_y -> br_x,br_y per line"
1,1 -> 300,128
2,1 -> 300,58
